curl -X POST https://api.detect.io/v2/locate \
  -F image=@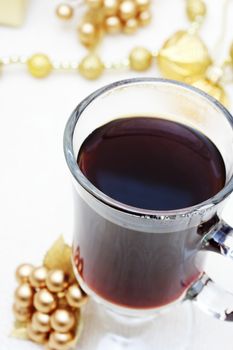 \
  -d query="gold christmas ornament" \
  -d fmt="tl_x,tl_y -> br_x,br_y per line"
119,0 -> 137,20
138,9 -> 151,26
103,0 -> 118,15
34,289 -> 57,314
48,331 -> 73,350
129,46 -> 152,71
56,4 -> 74,20
135,0 -> 150,12
186,0 -> 206,22
104,16 -> 122,34
192,77 -> 228,106
46,270 -> 68,293
123,18 -> 138,34
51,309 -> 75,333
78,21 -> 100,48
157,31 -> 212,82
66,284 -> 88,308
32,312 -> 51,333
27,324 -> 48,344
16,264 -> 34,284
13,303 -> 32,323
15,283 -> 34,308
27,54 -> 53,78
29,266 -> 48,289
86,0 -> 103,9
79,53 -> 104,79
